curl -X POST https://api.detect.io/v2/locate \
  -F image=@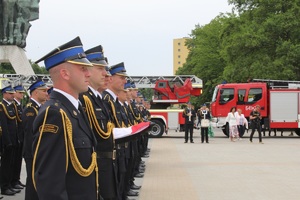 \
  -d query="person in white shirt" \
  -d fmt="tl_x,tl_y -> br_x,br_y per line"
235,109 -> 248,139
225,107 -> 239,142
